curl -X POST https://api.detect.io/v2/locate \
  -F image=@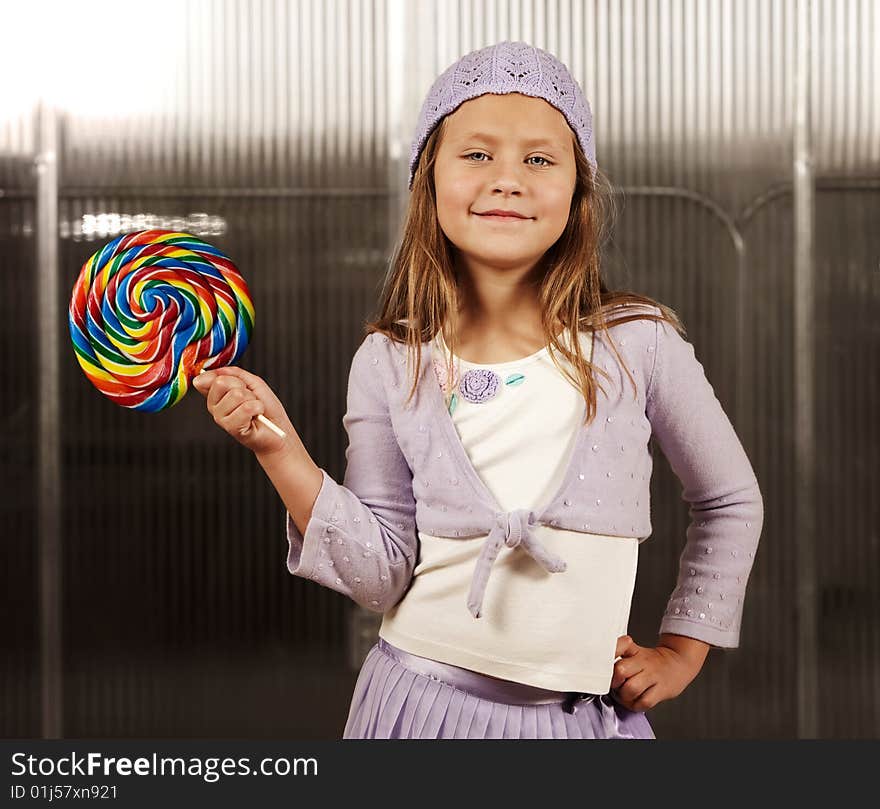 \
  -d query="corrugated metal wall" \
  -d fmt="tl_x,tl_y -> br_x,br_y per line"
1,0 -> 877,740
